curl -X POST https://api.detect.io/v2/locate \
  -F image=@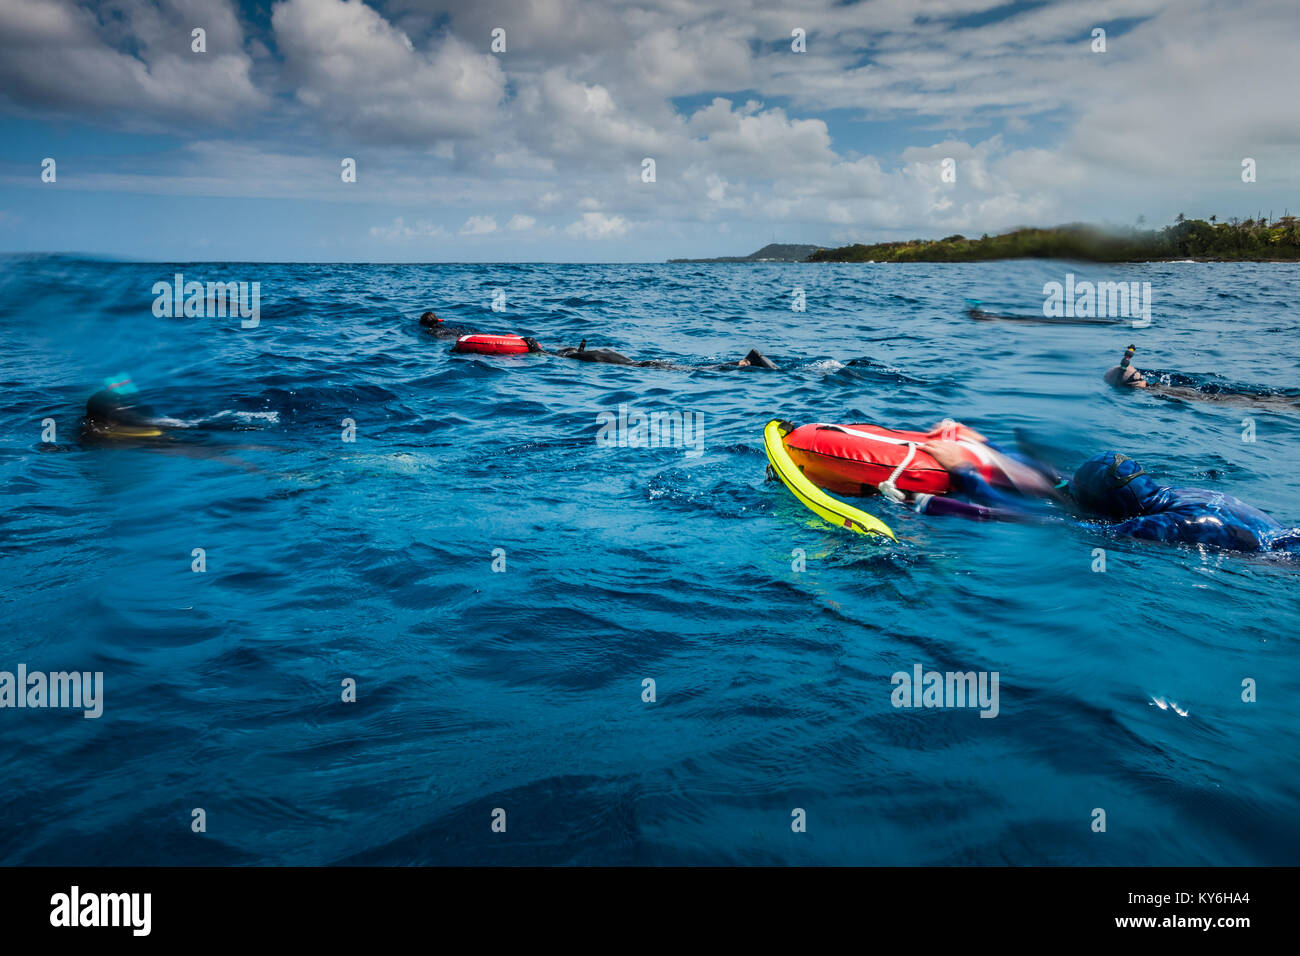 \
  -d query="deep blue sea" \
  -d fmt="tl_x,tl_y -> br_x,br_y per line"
1,256 -> 1297,865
